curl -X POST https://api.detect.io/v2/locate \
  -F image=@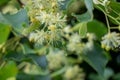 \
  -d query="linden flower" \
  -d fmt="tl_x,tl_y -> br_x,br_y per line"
67,42 -> 85,54
47,25 -> 63,44
48,30 -> 62,44
67,33 -> 85,54
26,0 -> 66,47
69,33 -> 81,43
101,32 -> 120,51
46,49 -> 66,70
26,0 -> 66,27
64,65 -> 85,80
29,30 -> 47,45
48,25 -> 56,31
63,26 -> 71,33
36,12 -> 66,27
